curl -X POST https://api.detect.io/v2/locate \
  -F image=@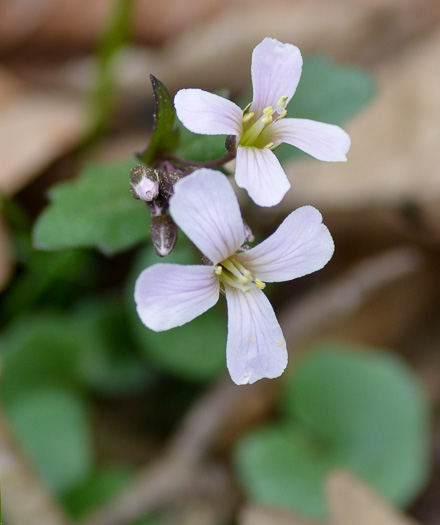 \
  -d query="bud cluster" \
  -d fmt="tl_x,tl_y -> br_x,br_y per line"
130,162 -> 190,257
